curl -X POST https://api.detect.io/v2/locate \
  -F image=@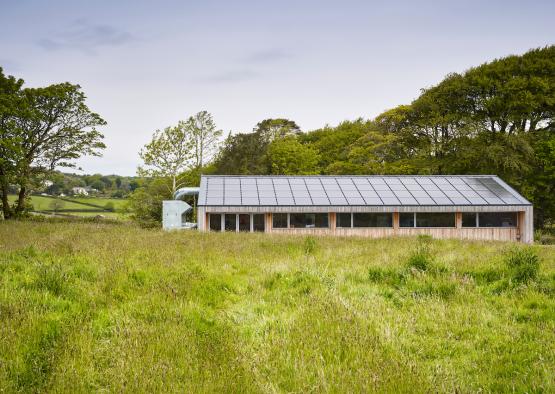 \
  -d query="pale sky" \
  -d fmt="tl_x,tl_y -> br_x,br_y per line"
1,0 -> 554,175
